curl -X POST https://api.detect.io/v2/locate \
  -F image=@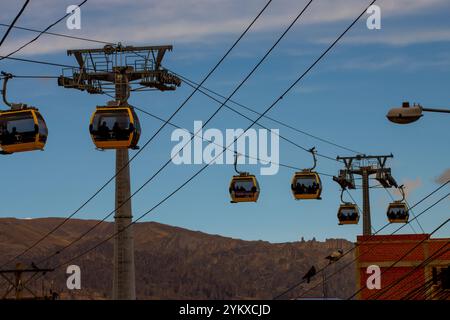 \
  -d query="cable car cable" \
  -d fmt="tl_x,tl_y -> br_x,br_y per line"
302,192 -> 449,300
178,74 -> 340,163
0,0 -> 275,269
0,22 -> 114,45
288,194 -> 449,300
1,11 -> 364,161
382,247 -> 450,300
2,70 -> 349,165
0,55 -> 79,69
354,223 -> 449,300
165,67 -> 362,155
0,0 -> 89,61
0,0 -> 31,48
272,181 -> 448,299
34,0 -> 377,275
31,0 -> 318,262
